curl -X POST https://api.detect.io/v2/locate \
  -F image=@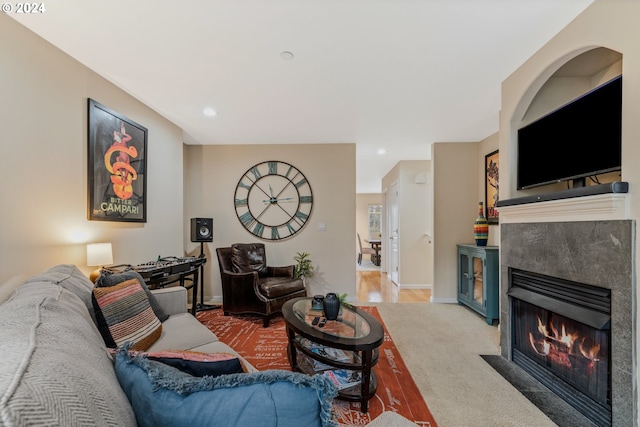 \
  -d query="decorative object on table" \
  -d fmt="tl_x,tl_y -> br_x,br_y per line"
86,242 -> 113,283
312,295 -> 324,310
323,292 -> 340,320
234,160 -> 313,241
474,202 -> 489,246
485,149 -> 500,224
294,252 -> 314,285
88,99 -> 148,223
